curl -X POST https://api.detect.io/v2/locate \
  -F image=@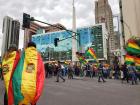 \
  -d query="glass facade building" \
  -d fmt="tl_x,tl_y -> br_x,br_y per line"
32,23 -> 107,61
